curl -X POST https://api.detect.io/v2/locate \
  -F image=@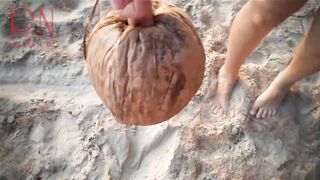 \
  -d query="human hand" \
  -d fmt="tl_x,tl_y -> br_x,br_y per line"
110,0 -> 154,26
